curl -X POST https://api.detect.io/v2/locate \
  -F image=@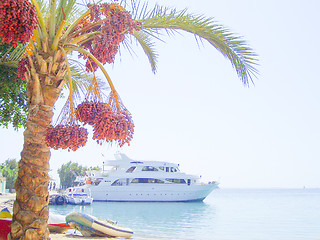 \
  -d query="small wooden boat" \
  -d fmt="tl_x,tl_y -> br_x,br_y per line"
66,212 -> 133,238
48,213 -> 72,233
